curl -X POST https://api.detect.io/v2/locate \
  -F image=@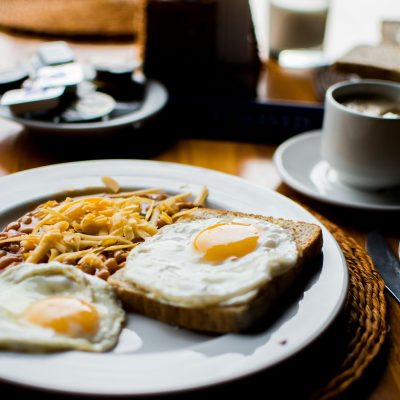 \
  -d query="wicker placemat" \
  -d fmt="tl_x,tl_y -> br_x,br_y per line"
309,210 -> 387,399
